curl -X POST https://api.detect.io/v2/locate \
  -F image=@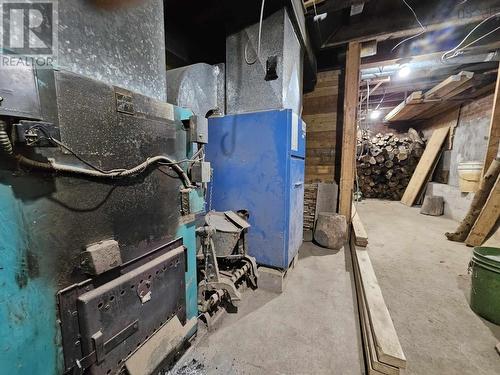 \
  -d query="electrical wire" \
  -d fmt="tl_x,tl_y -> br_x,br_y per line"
244,0 -> 266,65
374,90 -> 386,111
391,0 -> 426,52
441,12 -> 500,62
10,124 -> 195,187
